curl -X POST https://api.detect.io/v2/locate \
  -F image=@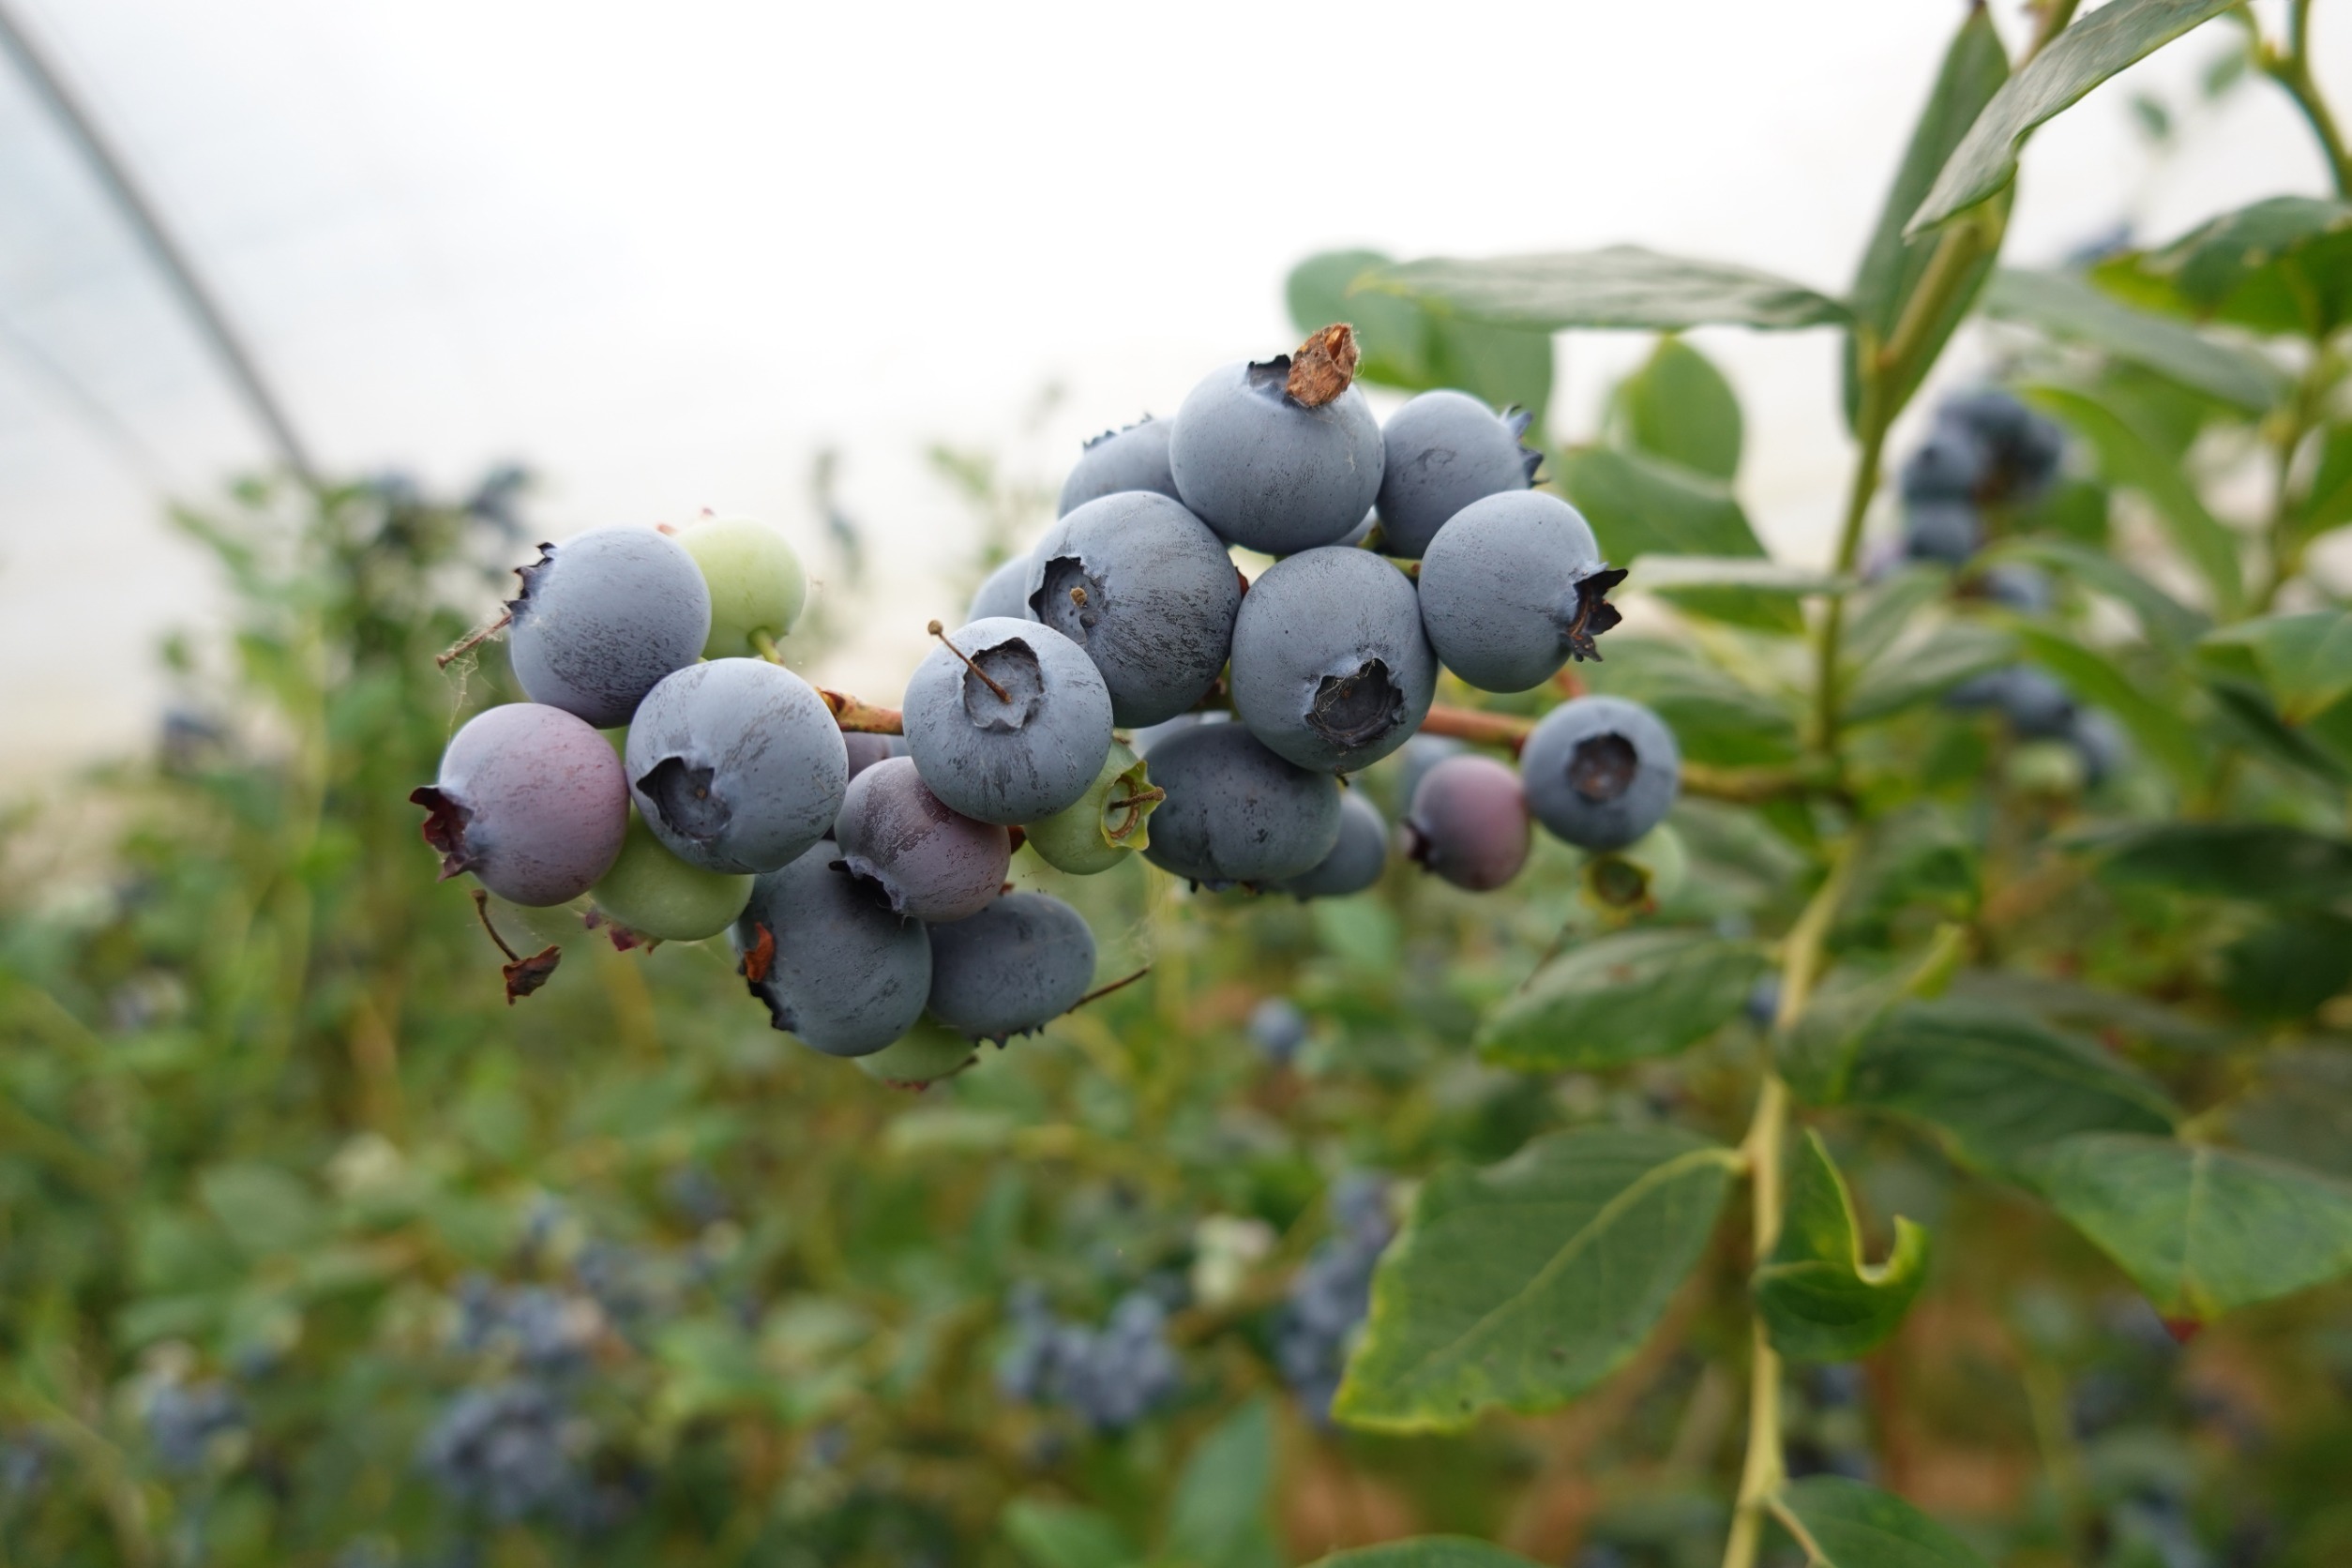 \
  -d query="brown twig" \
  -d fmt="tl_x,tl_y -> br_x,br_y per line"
436,609 -> 511,669
1069,966 -> 1151,1011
